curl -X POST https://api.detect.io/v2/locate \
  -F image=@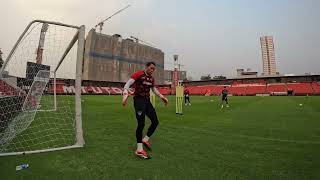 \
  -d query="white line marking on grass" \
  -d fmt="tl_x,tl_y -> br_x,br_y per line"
163,126 -> 320,145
